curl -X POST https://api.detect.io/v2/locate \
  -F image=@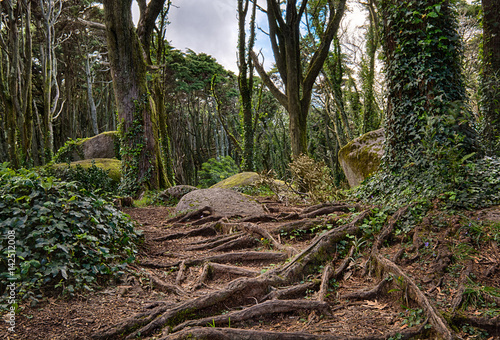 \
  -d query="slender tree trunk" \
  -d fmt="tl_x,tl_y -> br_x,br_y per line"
86,53 -> 99,136
481,0 -> 500,154
238,0 -> 257,171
